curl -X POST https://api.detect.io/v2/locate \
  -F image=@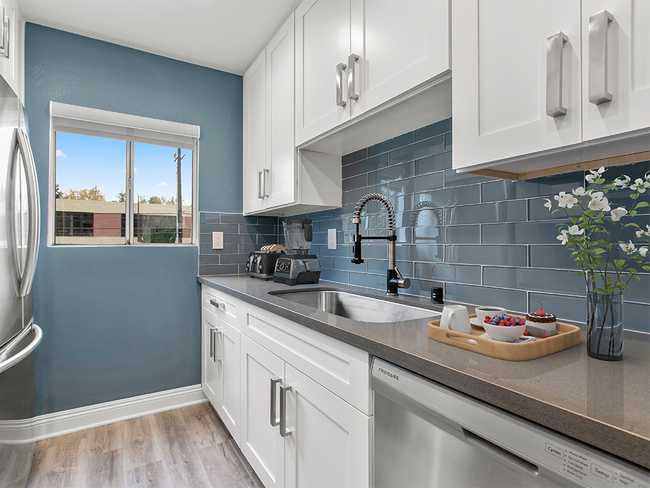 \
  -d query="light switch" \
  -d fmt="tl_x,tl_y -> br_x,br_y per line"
212,232 -> 224,249
327,228 -> 338,250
